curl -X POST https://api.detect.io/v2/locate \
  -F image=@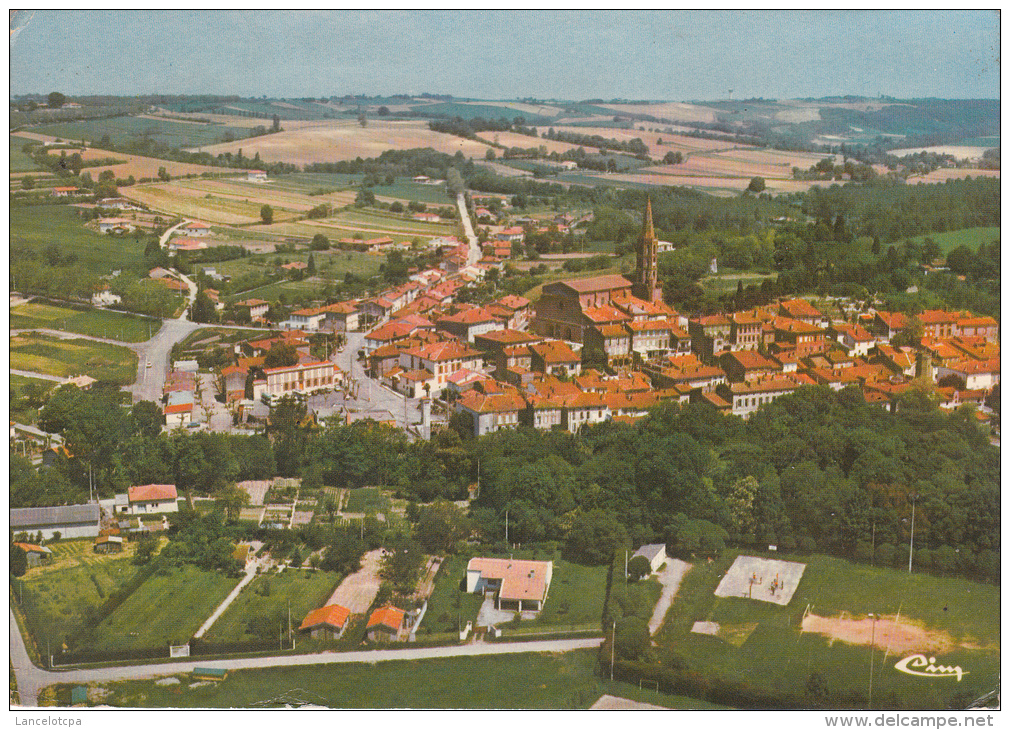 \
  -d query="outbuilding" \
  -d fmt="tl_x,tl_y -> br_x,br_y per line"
299,604 -> 351,640
632,543 -> 667,573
